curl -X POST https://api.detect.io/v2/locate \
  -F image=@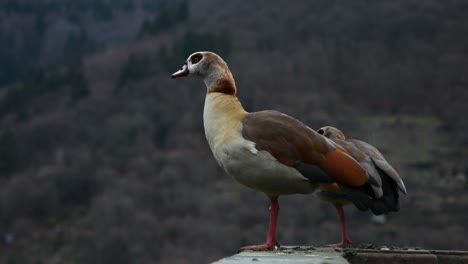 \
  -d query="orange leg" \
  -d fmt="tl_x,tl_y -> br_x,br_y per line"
327,205 -> 353,247
240,196 -> 280,251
